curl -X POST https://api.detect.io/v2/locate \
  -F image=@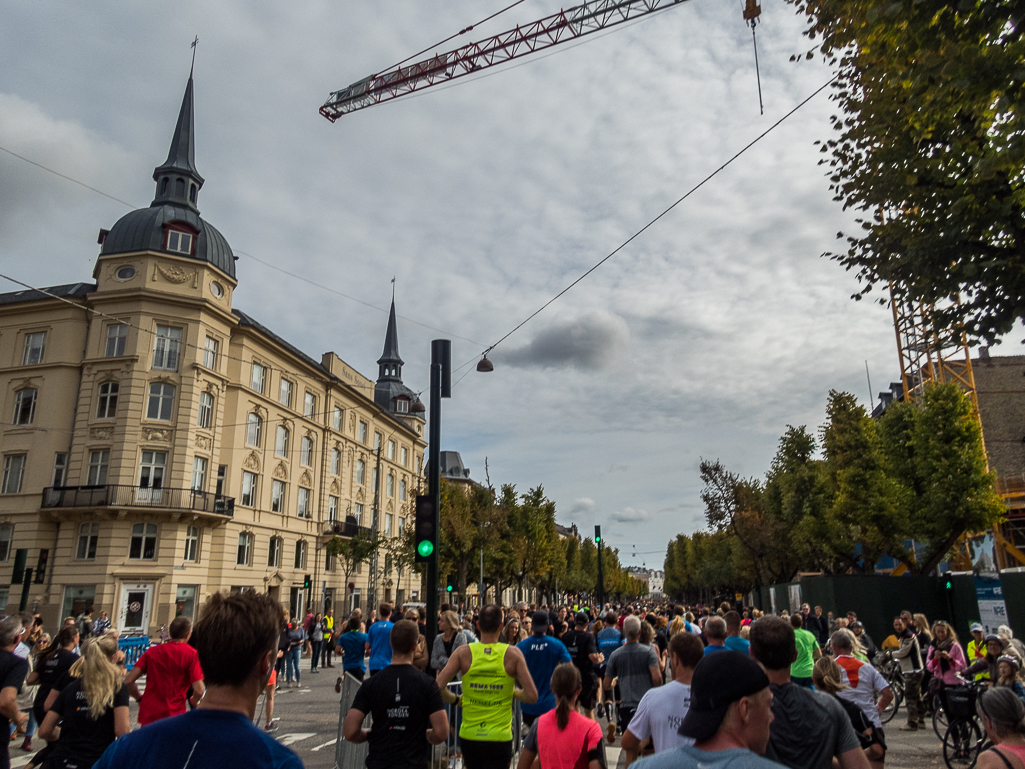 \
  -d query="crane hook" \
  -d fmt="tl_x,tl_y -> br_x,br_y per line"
743,0 -> 764,115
